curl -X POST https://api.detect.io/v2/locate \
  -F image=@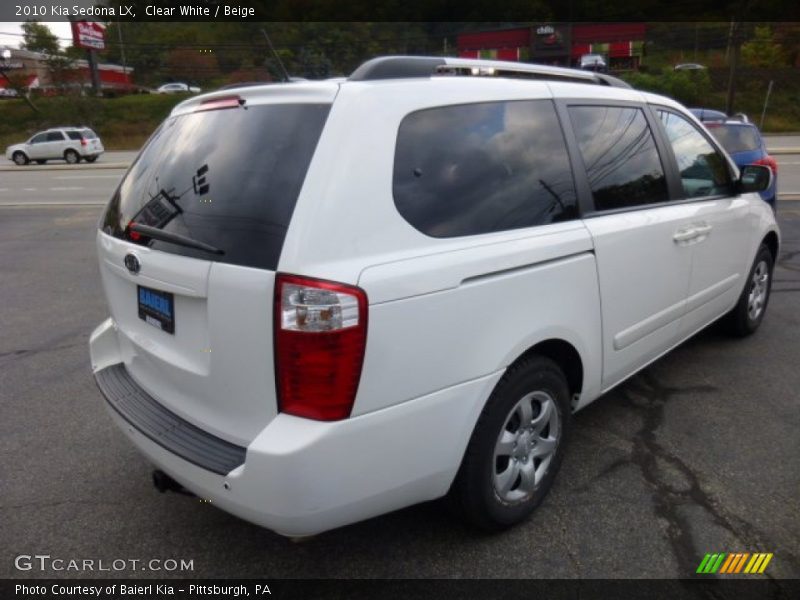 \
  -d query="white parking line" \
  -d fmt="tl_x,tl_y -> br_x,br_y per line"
23,188 -> 36,191
50,187 -> 84,191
